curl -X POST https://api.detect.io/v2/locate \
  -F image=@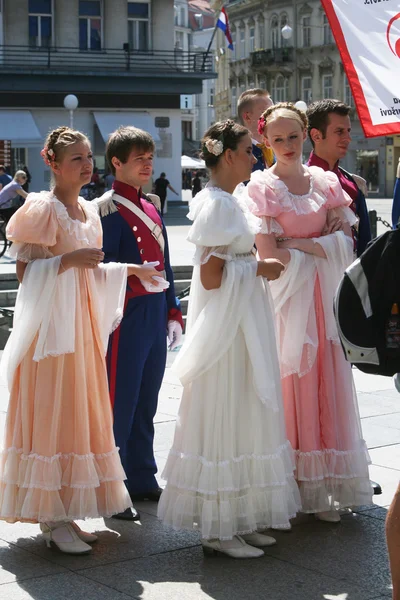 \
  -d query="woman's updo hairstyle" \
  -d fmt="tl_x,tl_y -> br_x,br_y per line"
41,126 -> 90,165
200,119 -> 249,168
258,102 -> 308,138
